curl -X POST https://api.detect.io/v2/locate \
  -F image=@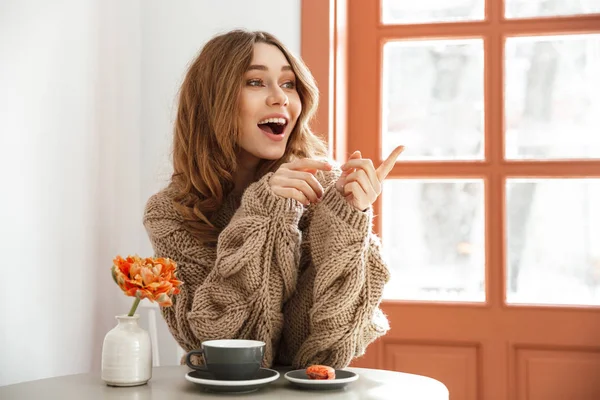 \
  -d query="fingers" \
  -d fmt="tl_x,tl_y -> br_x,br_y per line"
270,176 -> 321,204
343,181 -> 369,210
285,170 -> 324,200
271,187 -> 309,205
348,150 -> 362,161
343,169 -> 377,211
335,147 -> 405,211
337,150 -> 361,167
340,158 -> 379,191
344,169 -> 379,197
336,151 -> 362,193
343,150 -> 362,175
285,159 -> 333,172
343,181 -> 363,200
270,166 -> 326,205
376,146 -> 404,181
